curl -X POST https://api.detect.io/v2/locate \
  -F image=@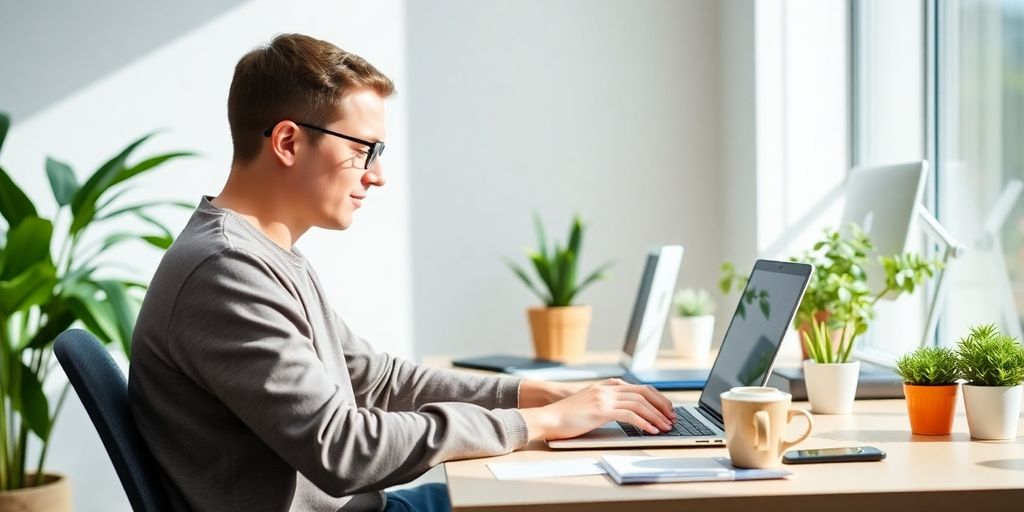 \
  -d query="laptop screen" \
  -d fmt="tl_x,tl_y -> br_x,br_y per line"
621,252 -> 659,358
698,260 -> 812,418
